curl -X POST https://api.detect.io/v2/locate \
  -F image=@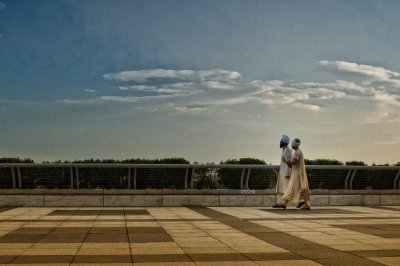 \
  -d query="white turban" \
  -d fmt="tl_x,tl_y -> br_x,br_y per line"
292,138 -> 301,148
